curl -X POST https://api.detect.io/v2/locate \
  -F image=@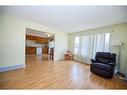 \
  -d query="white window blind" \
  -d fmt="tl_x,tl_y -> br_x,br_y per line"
74,32 -> 110,58
81,35 -> 92,57
74,36 -> 80,54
